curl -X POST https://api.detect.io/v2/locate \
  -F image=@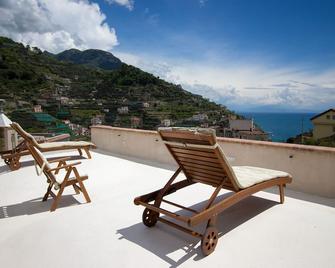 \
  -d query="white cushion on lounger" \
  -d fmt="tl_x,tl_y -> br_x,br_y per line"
232,166 -> 291,189
39,141 -> 94,149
